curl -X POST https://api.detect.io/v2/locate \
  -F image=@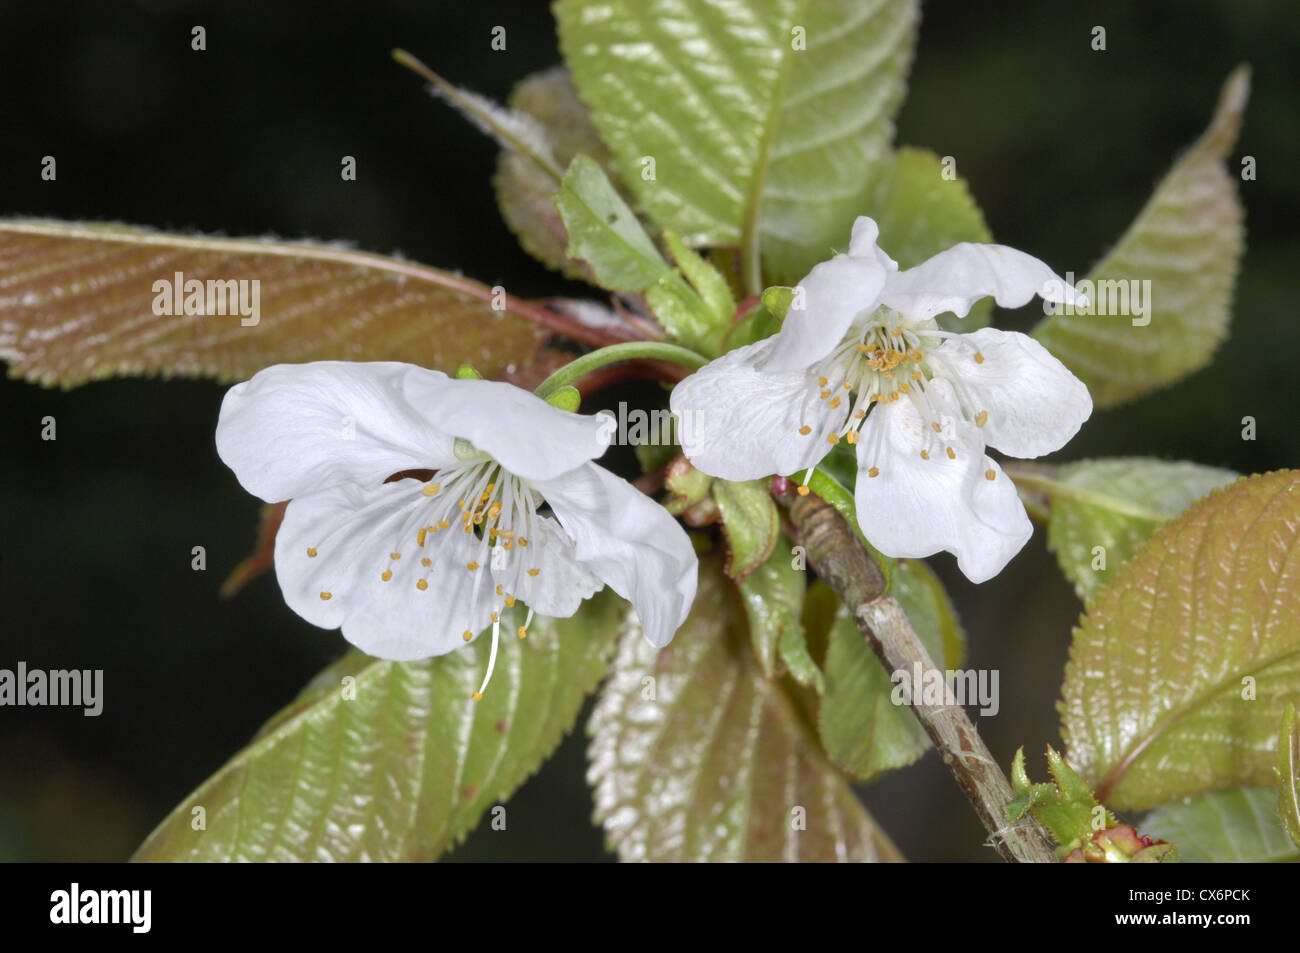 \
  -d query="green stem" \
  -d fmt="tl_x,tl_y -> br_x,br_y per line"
534,342 -> 708,398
